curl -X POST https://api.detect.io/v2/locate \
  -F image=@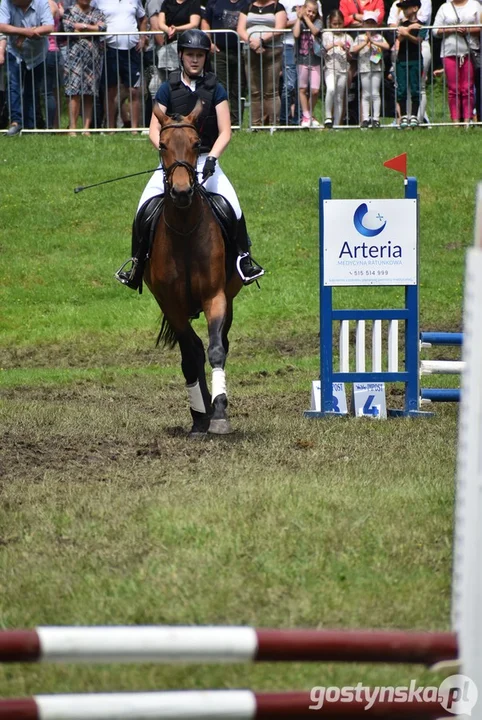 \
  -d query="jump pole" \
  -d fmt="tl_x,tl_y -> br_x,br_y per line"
0,692 -> 451,720
0,627 -> 456,665
452,183 -> 482,711
420,334 -> 465,403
